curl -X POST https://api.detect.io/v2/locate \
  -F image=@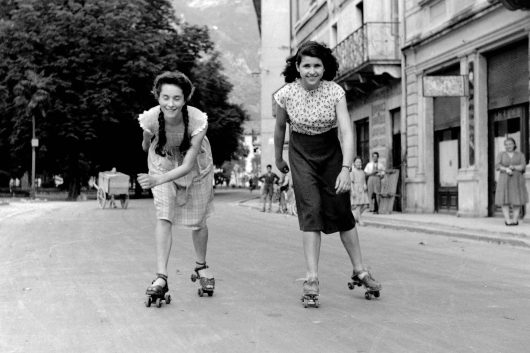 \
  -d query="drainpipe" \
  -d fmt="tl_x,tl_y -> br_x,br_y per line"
399,0 -> 407,212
